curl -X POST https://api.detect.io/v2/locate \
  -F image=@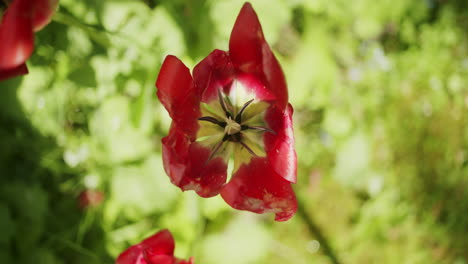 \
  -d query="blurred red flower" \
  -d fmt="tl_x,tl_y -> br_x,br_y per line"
116,229 -> 194,264
0,0 -> 58,81
78,189 -> 104,209
155,2 -> 297,221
